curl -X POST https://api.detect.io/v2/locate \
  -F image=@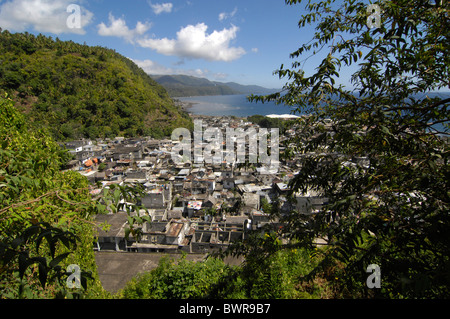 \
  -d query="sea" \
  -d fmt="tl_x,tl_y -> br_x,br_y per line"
178,94 -> 297,117
178,92 -> 450,121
